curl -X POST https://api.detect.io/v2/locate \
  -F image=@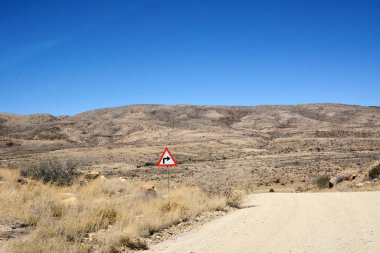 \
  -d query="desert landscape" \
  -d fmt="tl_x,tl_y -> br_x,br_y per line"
148,192 -> 380,253
2,1 -> 379,252
0,103 -> 380,252
1,103 -> 379,189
